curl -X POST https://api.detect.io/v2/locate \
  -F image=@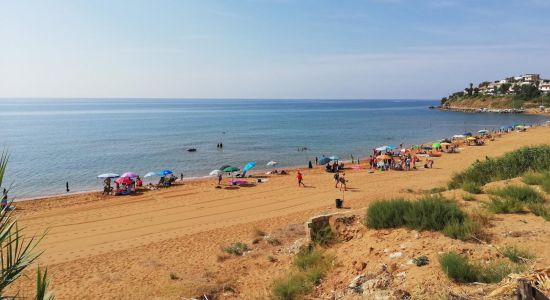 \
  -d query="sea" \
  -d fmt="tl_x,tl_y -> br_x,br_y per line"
1,99 -> 549,199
